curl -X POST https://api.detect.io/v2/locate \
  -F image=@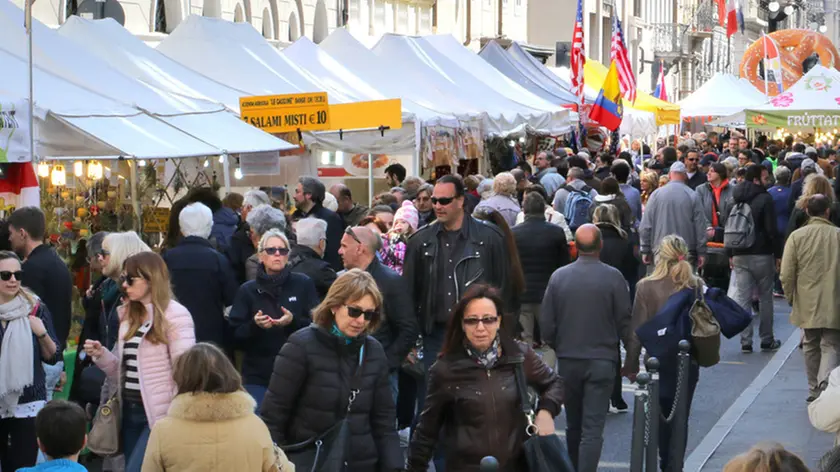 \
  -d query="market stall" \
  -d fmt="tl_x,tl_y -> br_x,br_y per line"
679,73 -> 766,119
